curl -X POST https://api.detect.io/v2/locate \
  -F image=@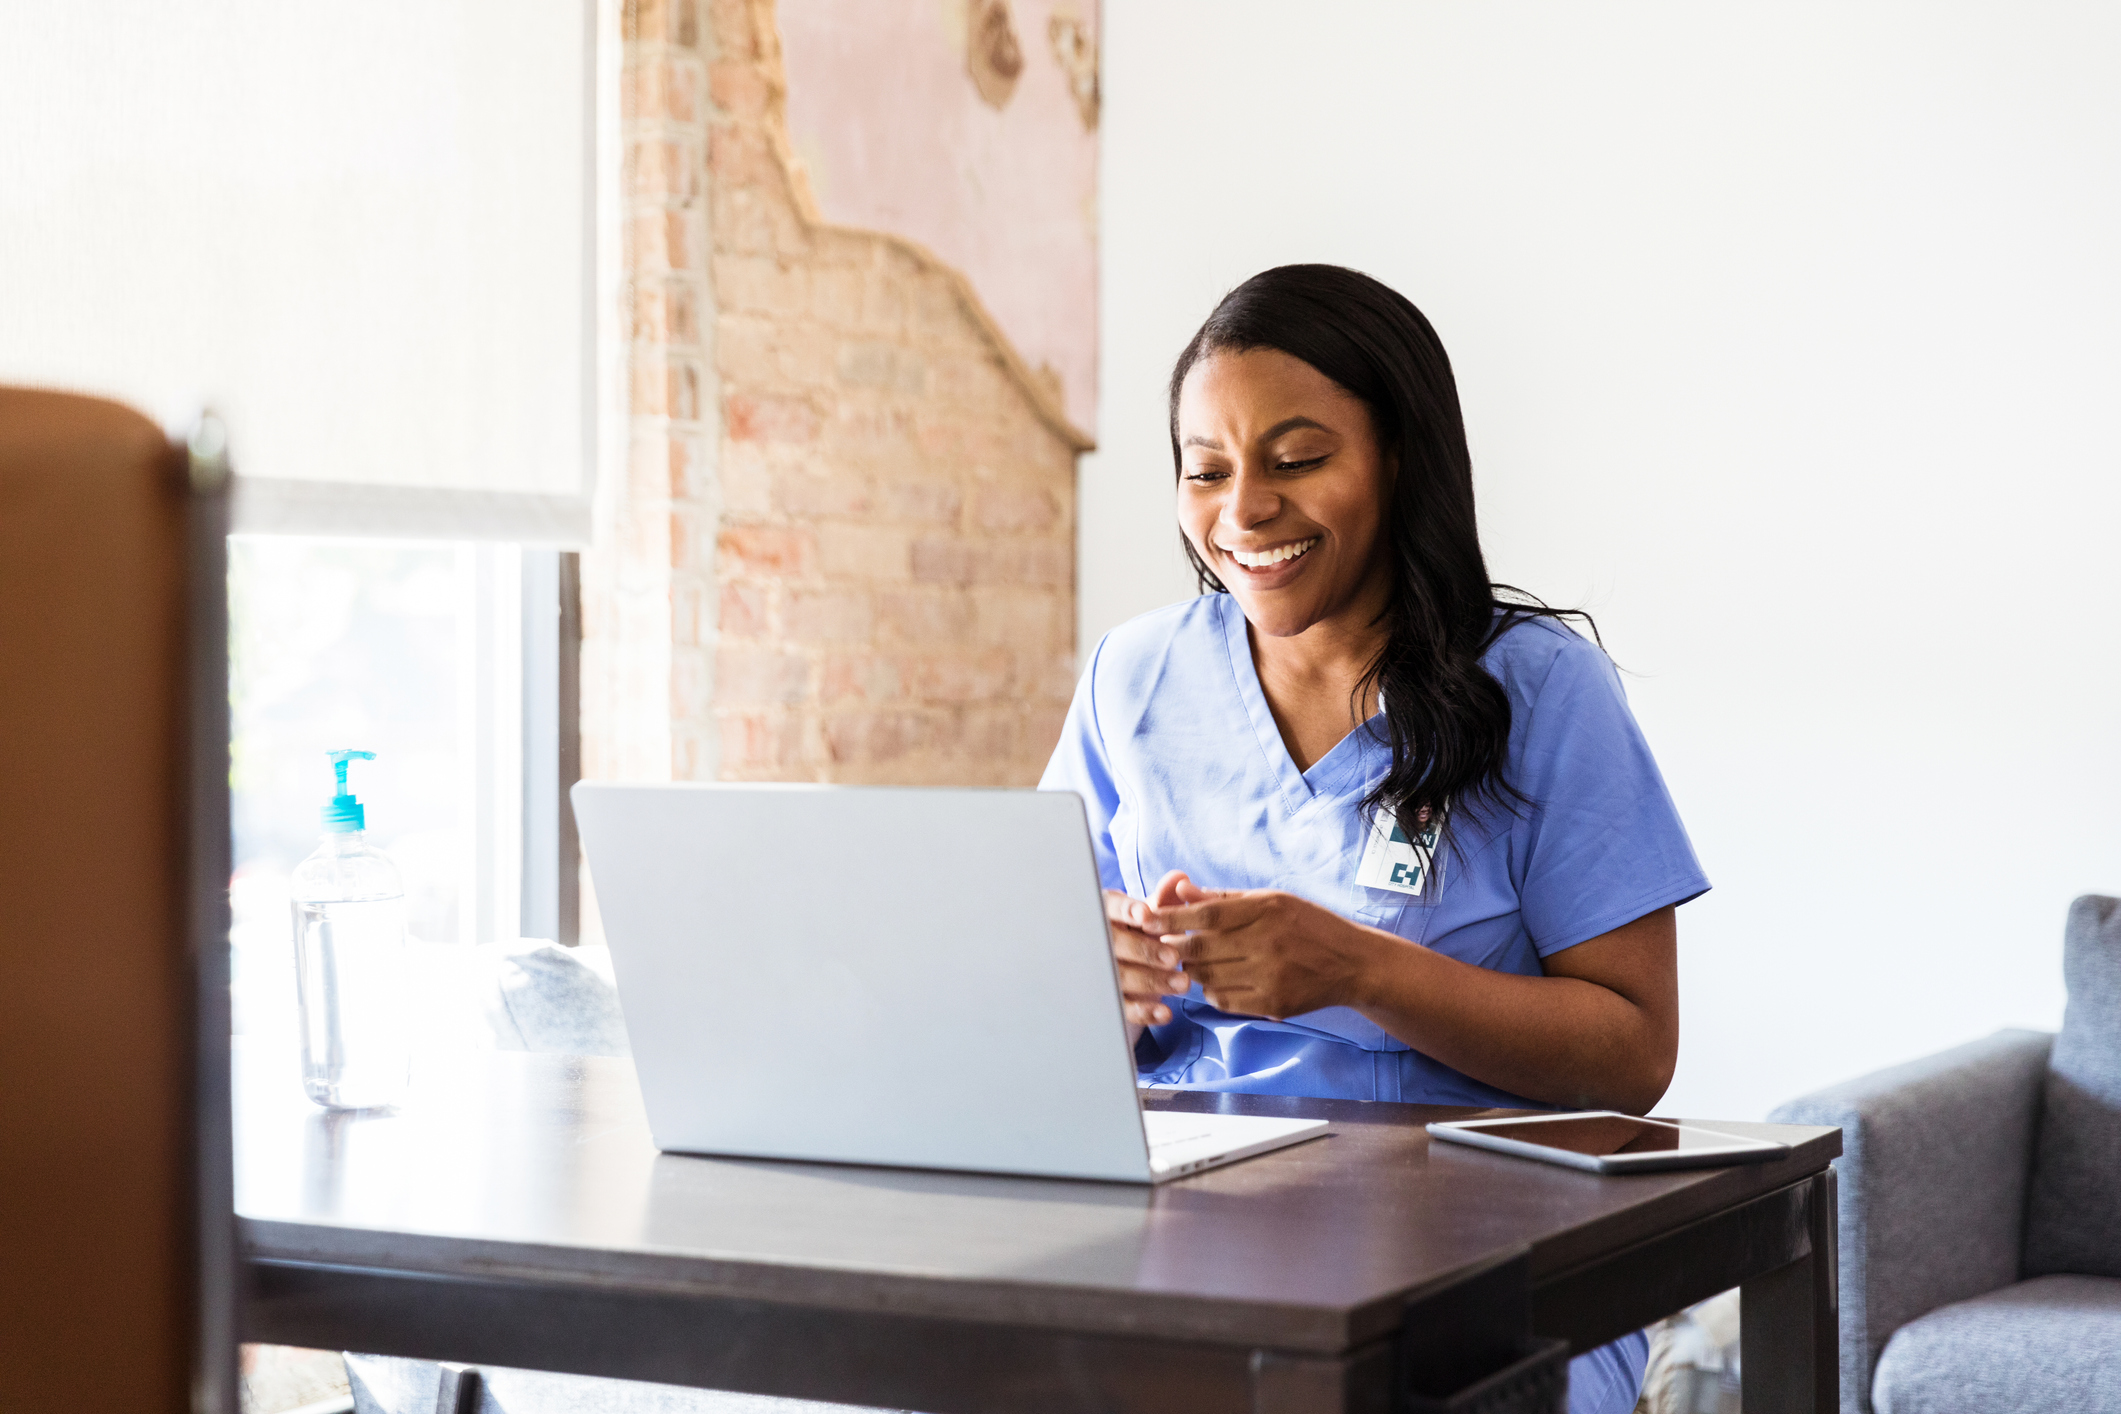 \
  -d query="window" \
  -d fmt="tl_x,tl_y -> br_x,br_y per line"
4,0 -> 618,1048
227,539 -> 579,1047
